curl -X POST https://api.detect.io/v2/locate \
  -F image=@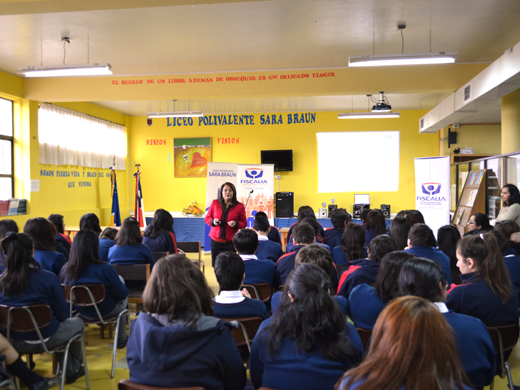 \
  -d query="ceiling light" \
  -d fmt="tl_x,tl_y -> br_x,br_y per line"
338,112 -> 400,119
18,63 -> 112,77
147,111 -> 203,118
349,52 -> 457,67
